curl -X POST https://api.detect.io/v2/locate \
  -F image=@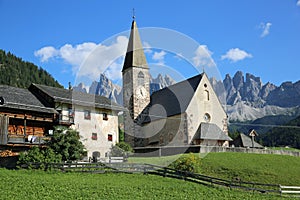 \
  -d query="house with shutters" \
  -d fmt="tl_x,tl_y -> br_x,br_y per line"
122,19 -> 232,149
29,84 -> 124,159
0,84 -> 123,159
